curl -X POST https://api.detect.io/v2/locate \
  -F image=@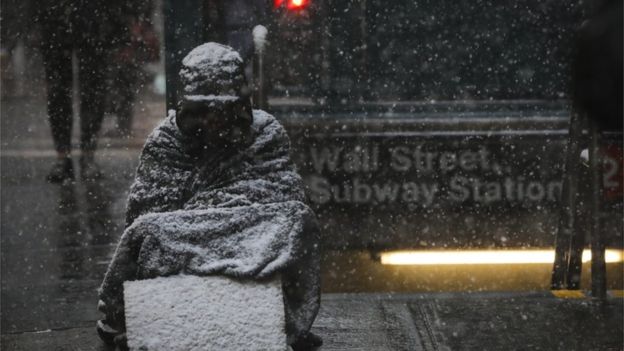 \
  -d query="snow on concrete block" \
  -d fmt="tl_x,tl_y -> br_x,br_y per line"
124,274 -> 287,351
